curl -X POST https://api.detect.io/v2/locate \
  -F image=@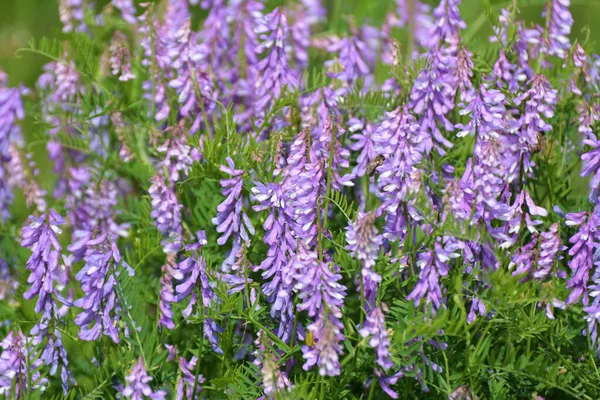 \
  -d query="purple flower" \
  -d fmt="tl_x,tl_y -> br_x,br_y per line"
70,231 -> 134,343
0,331 -> 48,398
493,51 -> 521,92
359,306 -> 393,370
346,212 -> 383,308
510,223 -> 564,280
409,52 -> 456,155
290,6 -> 311,70
59,0 -> 86,33
109,32 -> 135,82
296,260 -> 346,320
0,71 -> 26,160
302,309 -> 345,376
212,157 -> 255,248
157,133 -> 194,183
565,211 -> 600,305
581,133 -> 600,203
113,0 -> 137,24
176,355 -> 205,399
427,0 -> 466,49
253,330 -> 294,397
149,174 -> 183,253
174,231 -> 224,353
21,210 -> 65,317
544,0 -> 573,59
393,0 -> 434,55
407,240 -> 459,311
326,36 -> 371,88
348,119 -> 376,178
502,190 -> 547,248
252,182 -> 297,341
578,100 -> 600,140
316,115 -> 354,190
456,46 -> 475,102
122,356 -> 166,400
371,106 -> 423,240
255,8 -> 298,124
158,254 -> 178,330
514,74 -> 558,156
456,86 -> 505,139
